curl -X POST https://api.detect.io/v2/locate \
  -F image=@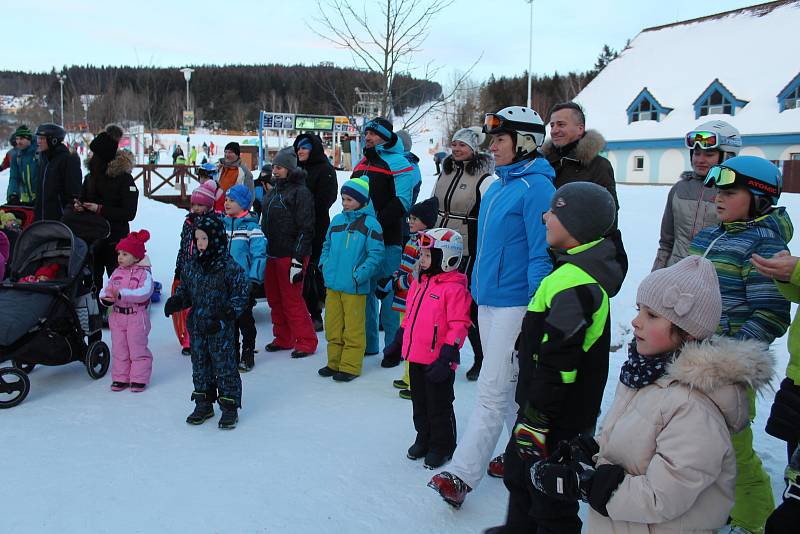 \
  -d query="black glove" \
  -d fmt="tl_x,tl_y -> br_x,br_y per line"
290,258 -> 304,284
383,327 -> 404,360
248,281 -> 260,301
766,377 -> 800,444
531,459 -> 593,502
767,445 -> 800,533
426,343 -> 460,383
566,434 -> 600,467
7,193 -> 20,205
164,295 -> 187,317
375,277 -> 393,300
